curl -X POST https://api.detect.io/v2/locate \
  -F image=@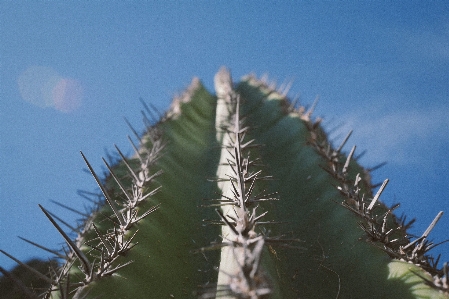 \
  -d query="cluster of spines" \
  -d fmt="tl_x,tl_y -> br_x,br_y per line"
201,69 -> 300,299
303,109 -> 448,294
212,96 -> 274,299
243,72 -> 448,295
0,108 -> 164,298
